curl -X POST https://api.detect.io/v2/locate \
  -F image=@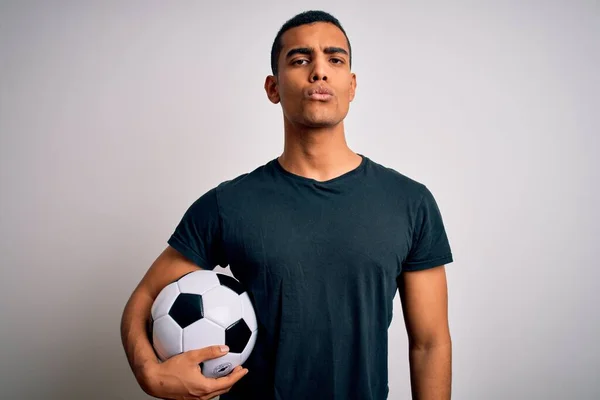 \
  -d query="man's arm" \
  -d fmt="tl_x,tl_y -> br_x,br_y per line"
120,246 -> 199,390
120,246 -> 248,398
397,265 -> 452,400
